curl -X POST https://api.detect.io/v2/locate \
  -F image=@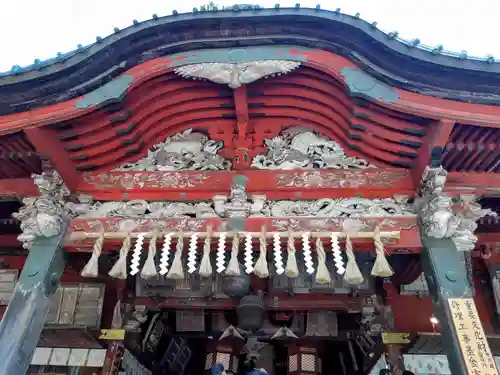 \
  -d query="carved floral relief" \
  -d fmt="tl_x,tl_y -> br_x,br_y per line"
276,170 -> 409,189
